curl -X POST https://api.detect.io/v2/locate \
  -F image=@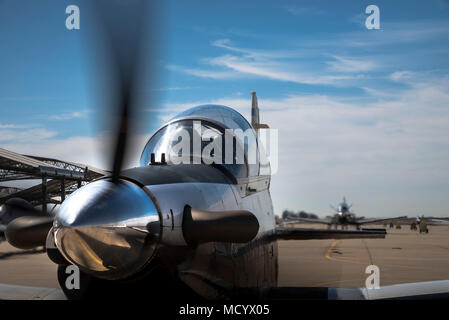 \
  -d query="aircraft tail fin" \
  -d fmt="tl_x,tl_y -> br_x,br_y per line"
251,92 -> 269,133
